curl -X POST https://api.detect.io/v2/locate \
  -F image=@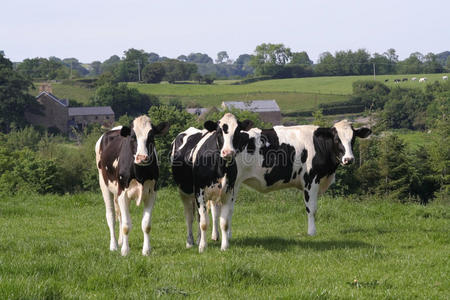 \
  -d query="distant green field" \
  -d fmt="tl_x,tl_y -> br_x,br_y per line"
395,130 -> 434,150
32,73 -> 448,113
32,81 -> 95,104
1,188 -> 448,299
